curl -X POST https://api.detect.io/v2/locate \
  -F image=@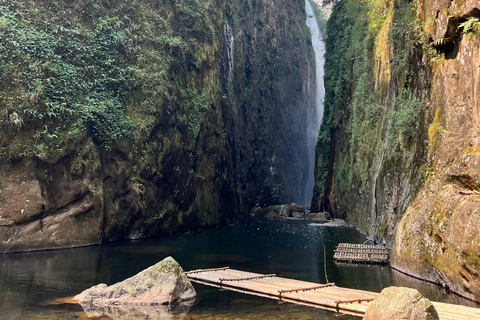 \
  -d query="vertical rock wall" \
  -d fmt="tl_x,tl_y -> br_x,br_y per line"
313,0 -> 428,242
392,0 -> 480,302
226,0 -> 314,209
314,0 -> 480,301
